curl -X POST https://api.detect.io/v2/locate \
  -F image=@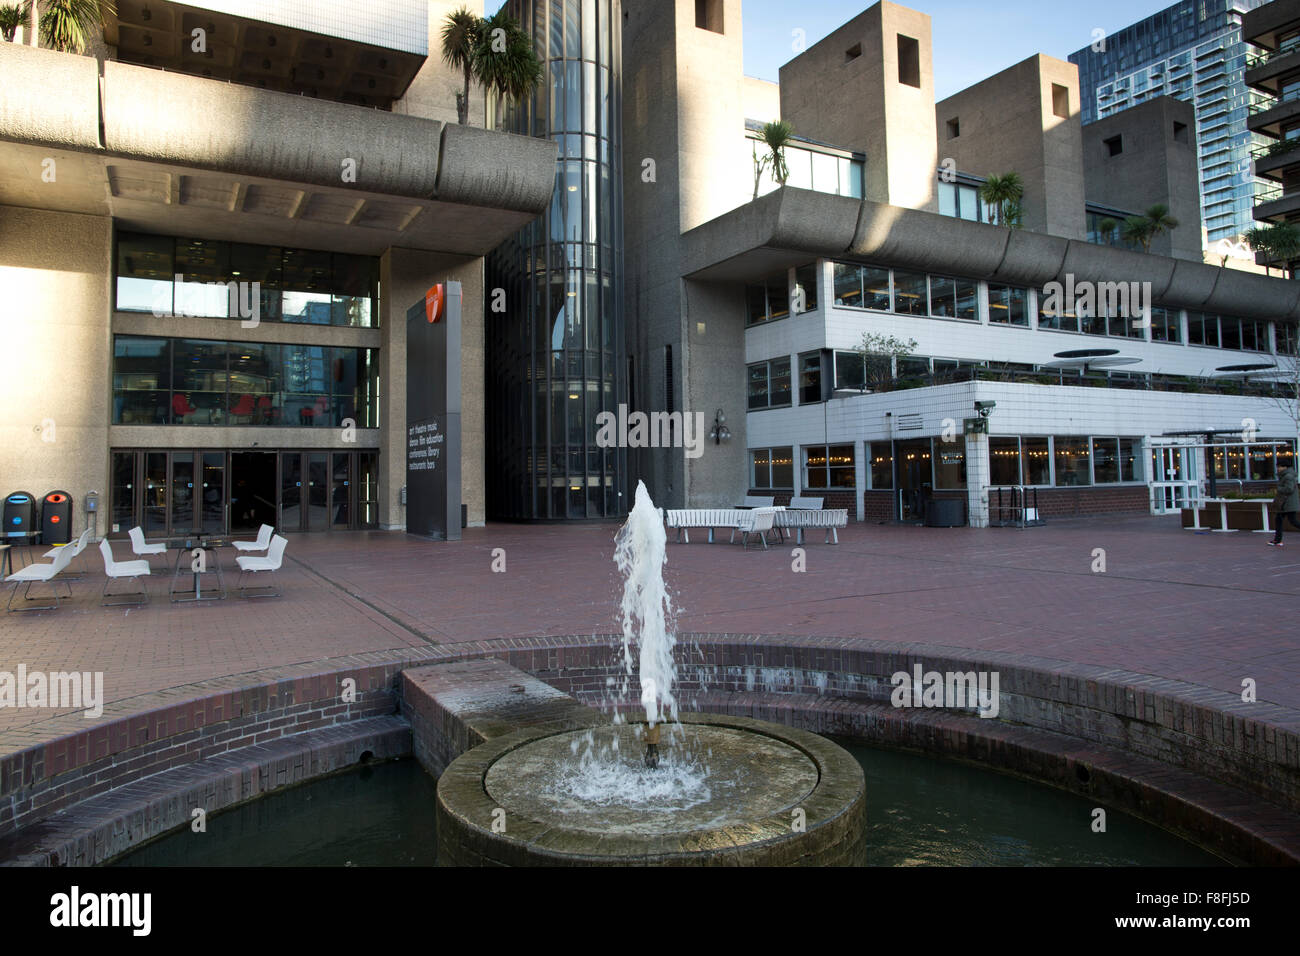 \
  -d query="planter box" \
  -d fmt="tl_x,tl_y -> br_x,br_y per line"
1181,500 -> 1273,531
